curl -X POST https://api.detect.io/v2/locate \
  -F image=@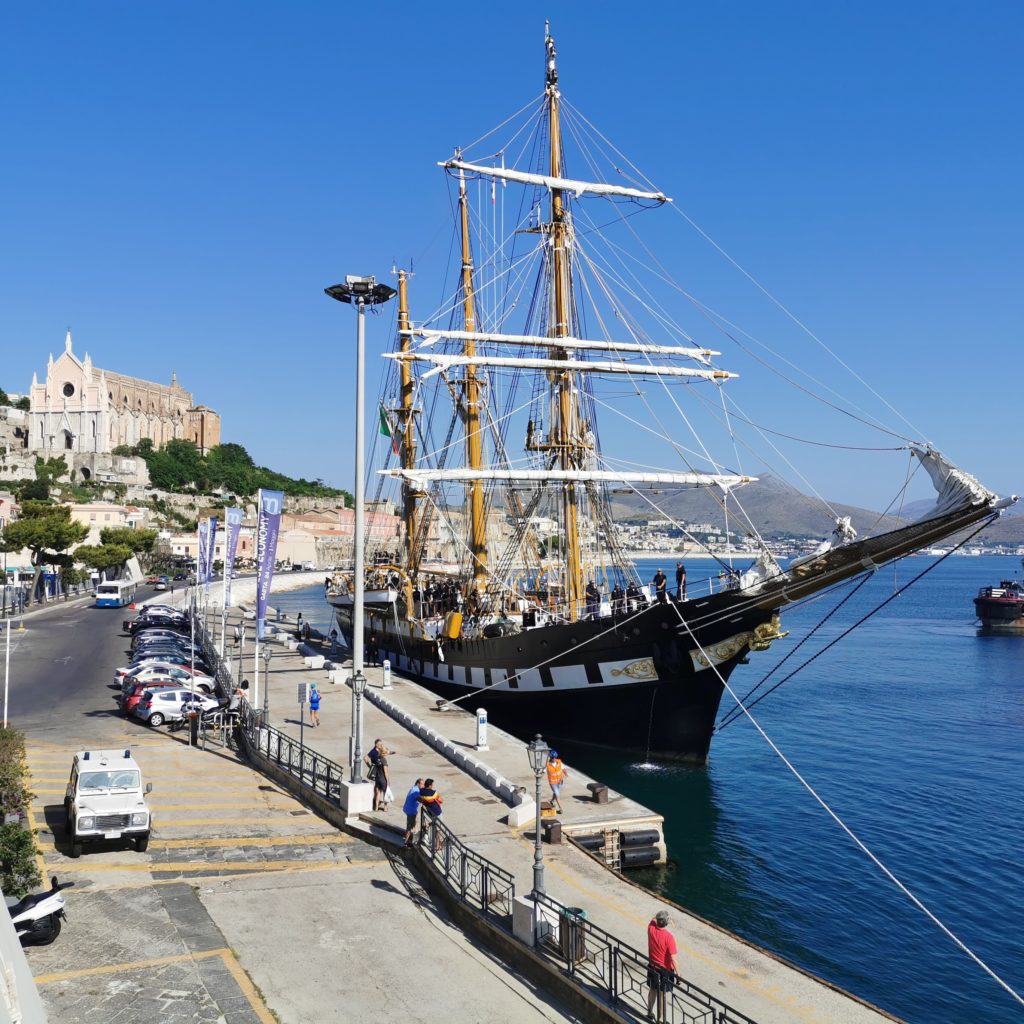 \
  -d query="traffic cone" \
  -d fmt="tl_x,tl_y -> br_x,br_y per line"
129,602 -> 136,610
